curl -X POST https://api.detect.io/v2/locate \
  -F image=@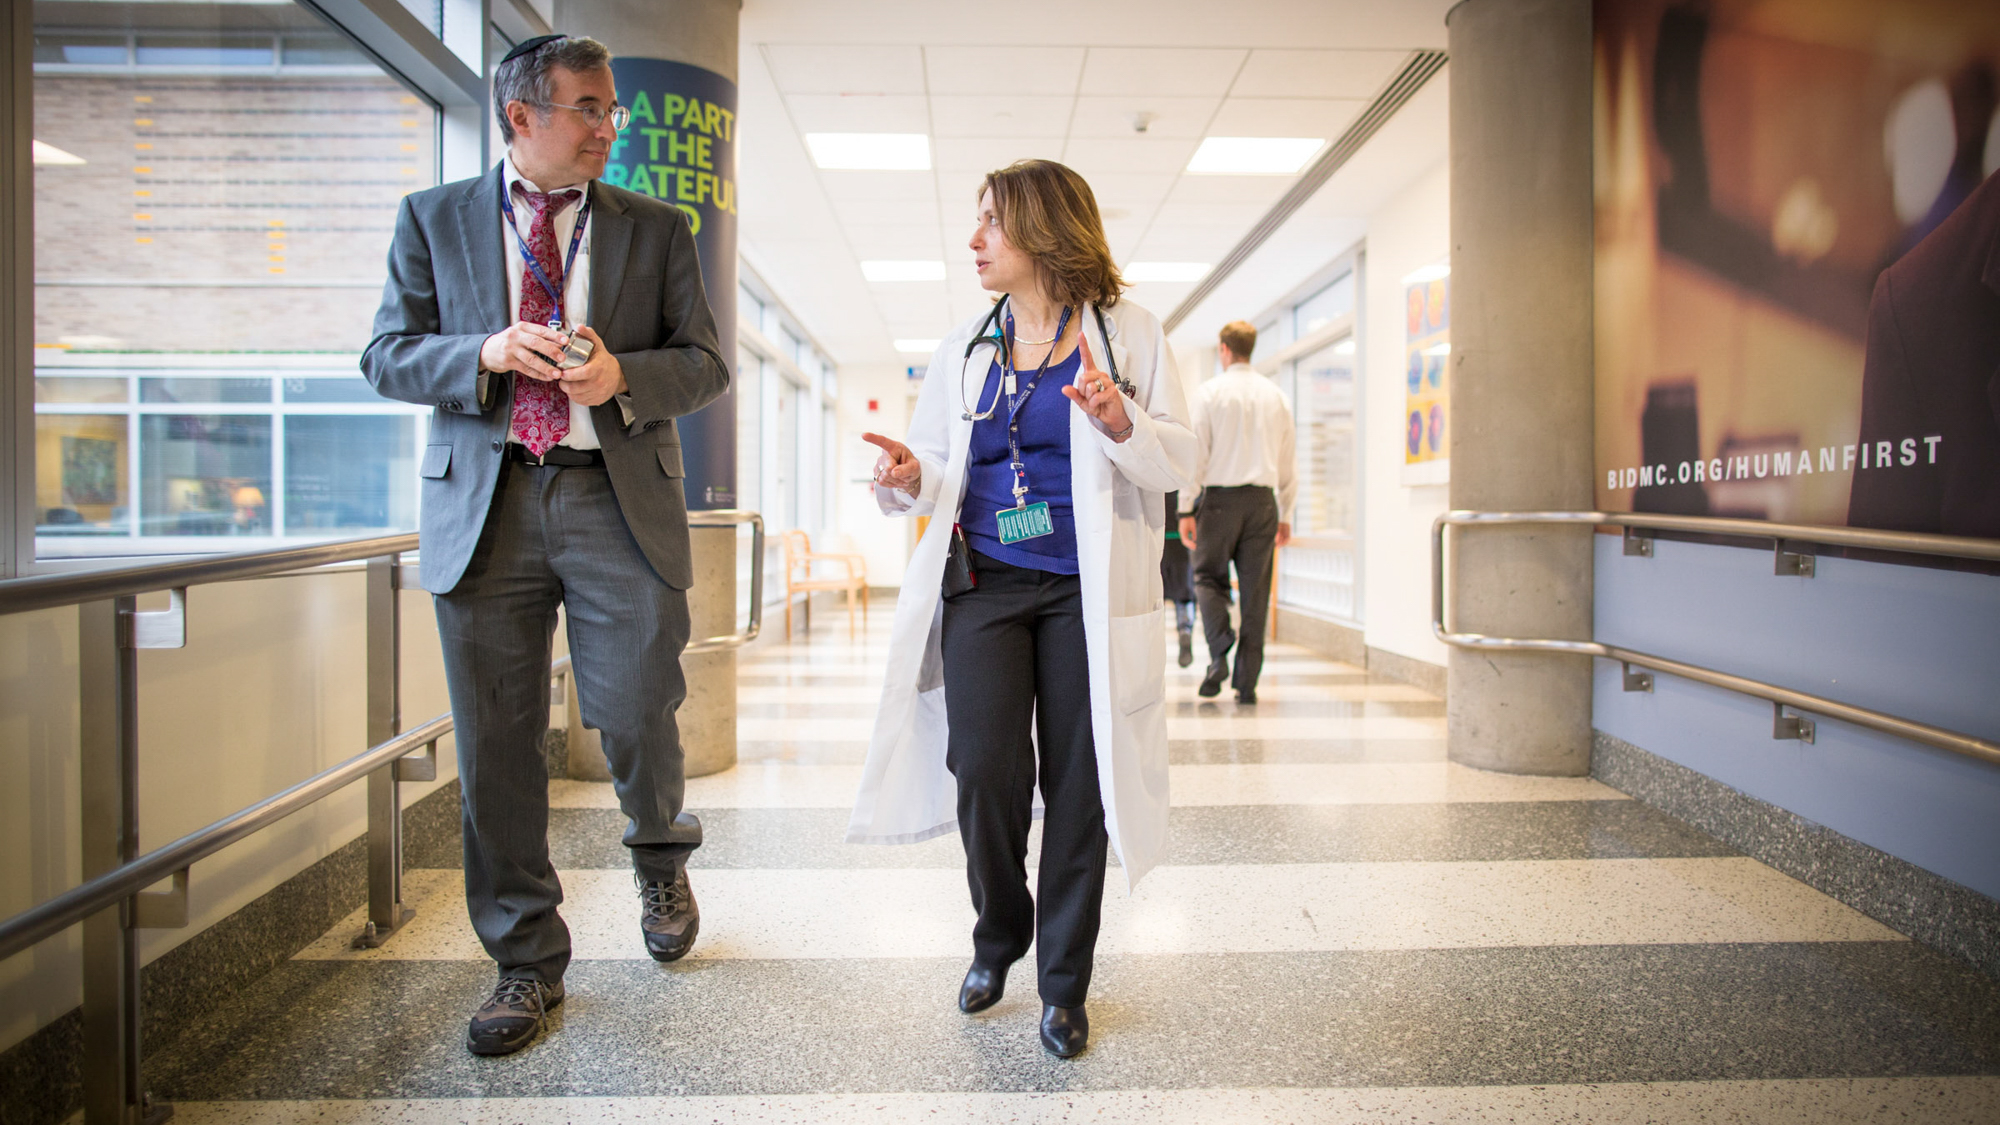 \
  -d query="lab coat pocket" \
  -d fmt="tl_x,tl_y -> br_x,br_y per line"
1109,606 -> 1168,715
